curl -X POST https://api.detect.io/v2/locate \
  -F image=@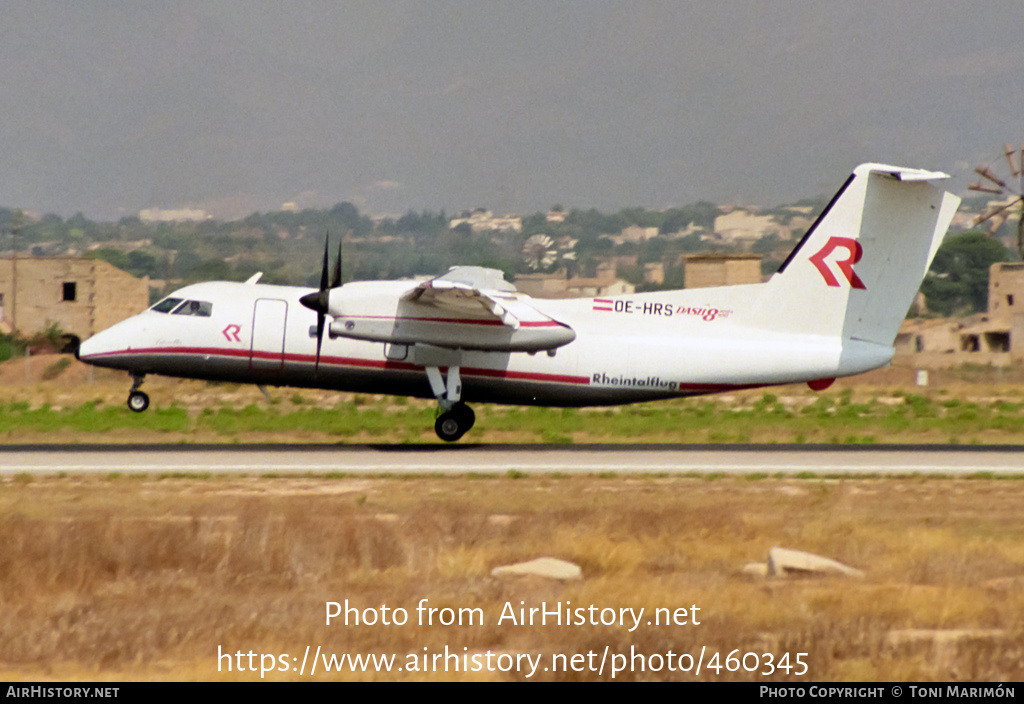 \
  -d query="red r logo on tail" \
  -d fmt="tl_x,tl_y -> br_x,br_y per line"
808,237 -> 866,289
